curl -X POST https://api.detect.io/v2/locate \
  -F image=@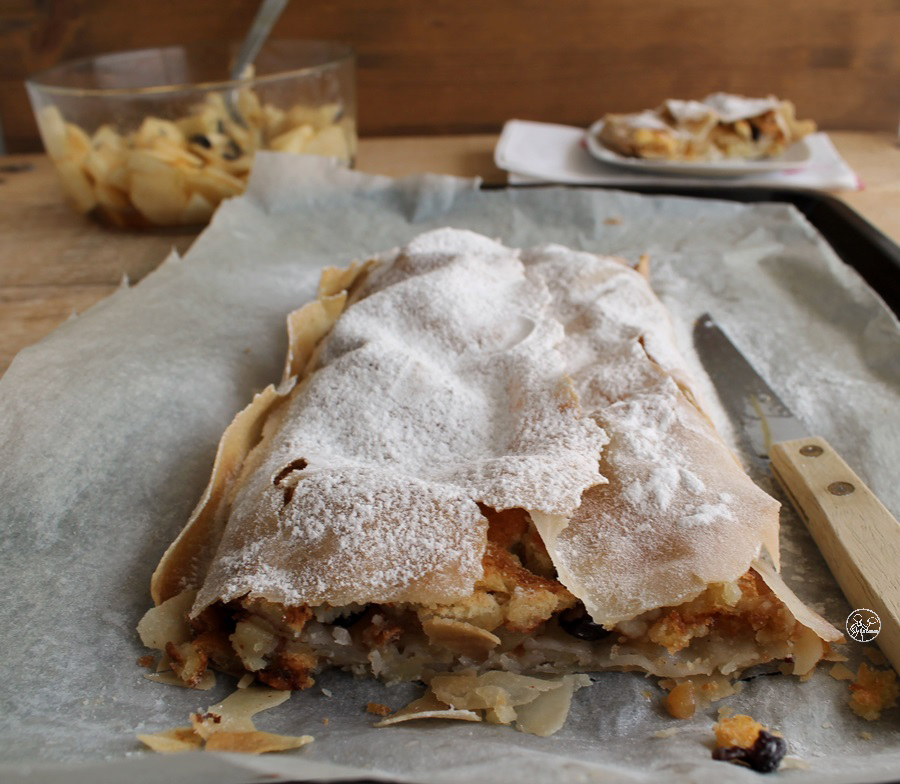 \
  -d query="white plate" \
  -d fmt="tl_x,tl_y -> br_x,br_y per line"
585,119 -> 813,178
